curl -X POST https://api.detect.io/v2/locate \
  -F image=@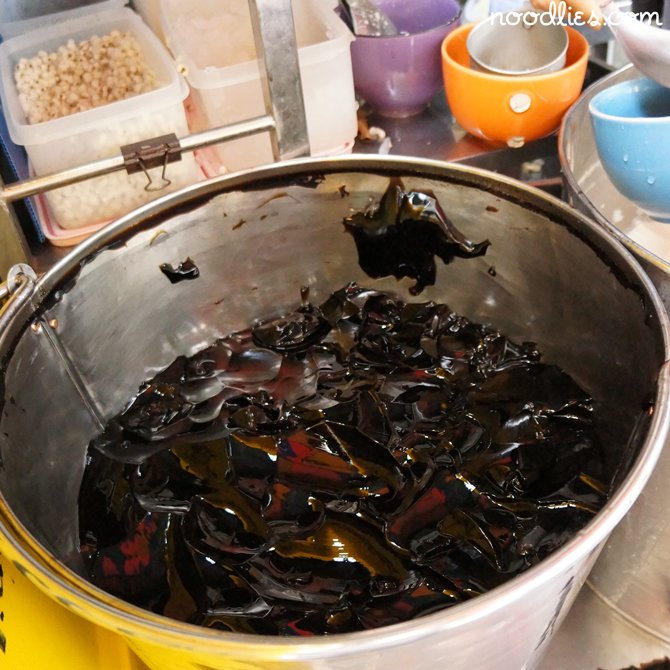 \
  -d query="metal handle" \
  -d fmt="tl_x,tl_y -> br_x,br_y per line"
0,116 -> 277,205
0,264 -> 39,370
0,264 -> 38,312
